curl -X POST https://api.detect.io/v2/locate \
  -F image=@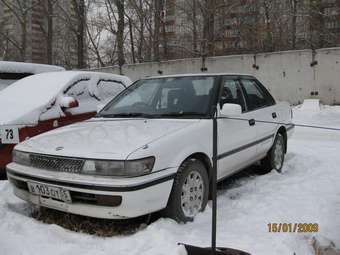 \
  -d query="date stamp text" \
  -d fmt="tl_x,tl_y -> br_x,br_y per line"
267,223 -> 319,233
